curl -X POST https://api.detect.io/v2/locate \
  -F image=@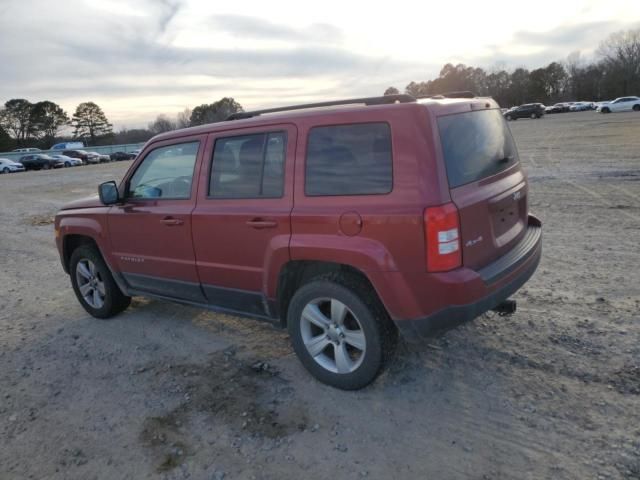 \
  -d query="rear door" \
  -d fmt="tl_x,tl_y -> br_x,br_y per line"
191,124 -> 296,317
436,108 -> 528,270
